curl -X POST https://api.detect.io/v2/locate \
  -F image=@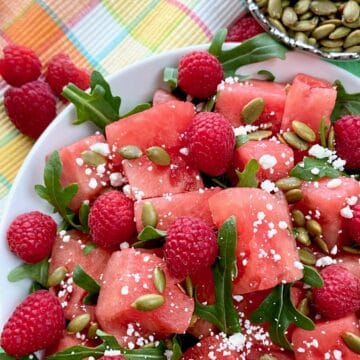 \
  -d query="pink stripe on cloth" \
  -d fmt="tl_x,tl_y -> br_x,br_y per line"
167,0 -> 213,40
